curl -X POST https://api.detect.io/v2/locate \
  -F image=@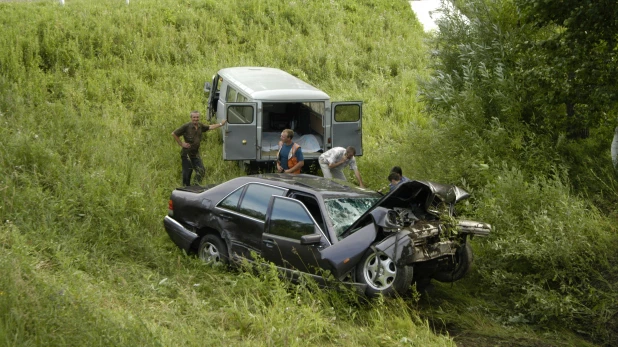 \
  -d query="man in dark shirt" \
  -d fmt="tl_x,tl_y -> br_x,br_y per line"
172,111 -> 226,186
